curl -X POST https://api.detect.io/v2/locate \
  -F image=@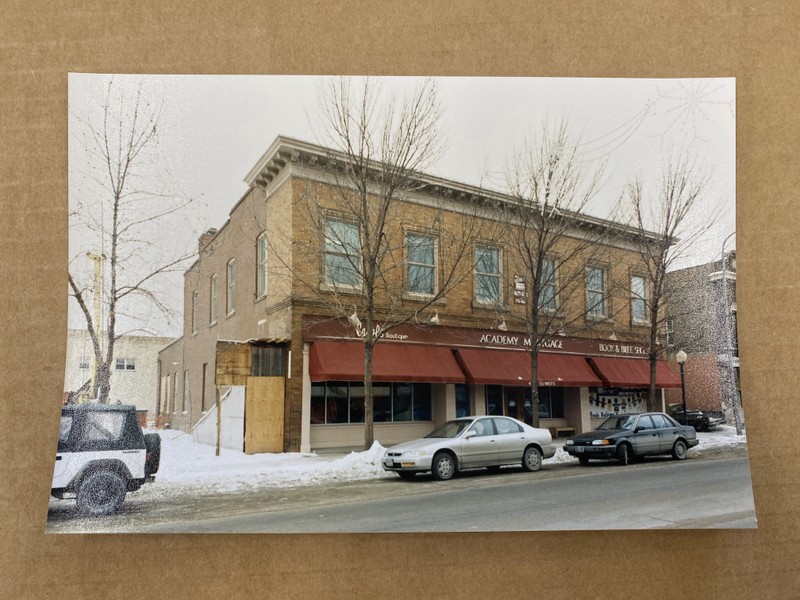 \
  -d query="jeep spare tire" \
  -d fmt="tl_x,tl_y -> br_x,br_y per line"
76,470 -> 127,516
144,433 -> 161,477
